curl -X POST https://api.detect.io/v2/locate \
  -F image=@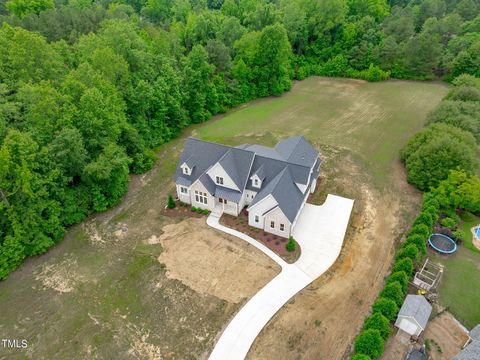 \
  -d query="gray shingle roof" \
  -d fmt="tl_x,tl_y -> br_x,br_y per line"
215,186 -> 242,203
398,295 -> 432,329
175,136 -> 321,223
470,325 -> 480,341
453,340 -> 480,360
274,136 -> 318,167
406,349 -> 427,360
248,166 -> 305,223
